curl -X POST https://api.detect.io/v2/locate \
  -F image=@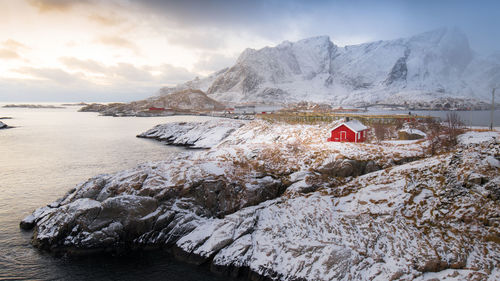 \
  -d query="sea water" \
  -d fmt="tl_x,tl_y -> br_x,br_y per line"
0,105 -> 227,281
